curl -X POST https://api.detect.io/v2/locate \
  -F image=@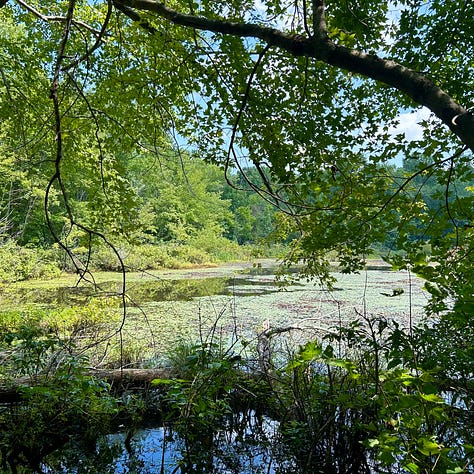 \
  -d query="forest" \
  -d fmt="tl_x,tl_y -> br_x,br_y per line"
0,0 -> 473,473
